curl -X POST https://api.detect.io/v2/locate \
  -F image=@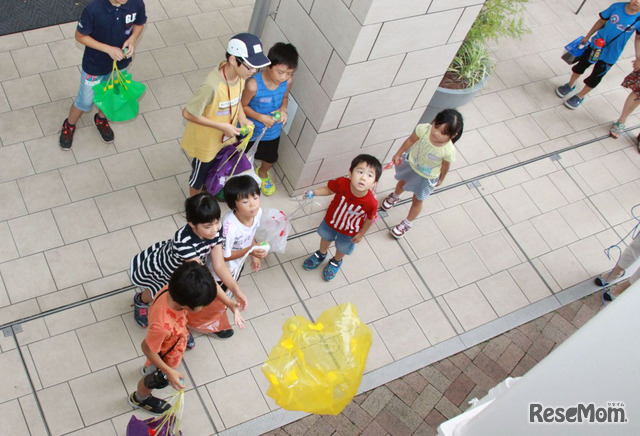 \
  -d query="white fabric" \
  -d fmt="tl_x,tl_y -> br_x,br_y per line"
220,208 -> 263,278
